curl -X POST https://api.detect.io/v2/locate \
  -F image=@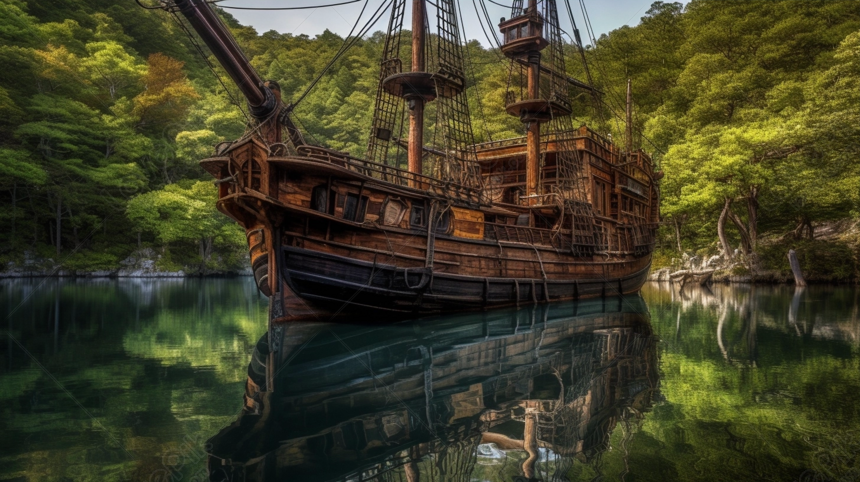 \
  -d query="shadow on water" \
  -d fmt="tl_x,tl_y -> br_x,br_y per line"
206,295 -> 660,482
